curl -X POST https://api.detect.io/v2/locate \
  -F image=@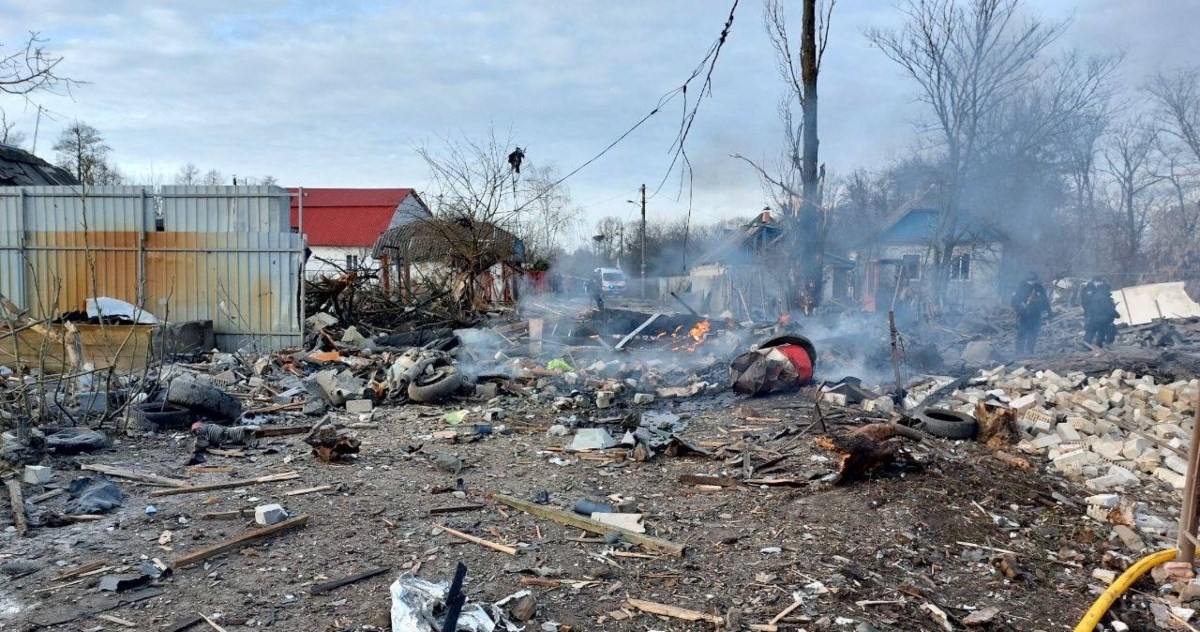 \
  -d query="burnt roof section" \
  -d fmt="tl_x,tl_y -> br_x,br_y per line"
374,217 -> 523,265
0,144 -> 79,186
